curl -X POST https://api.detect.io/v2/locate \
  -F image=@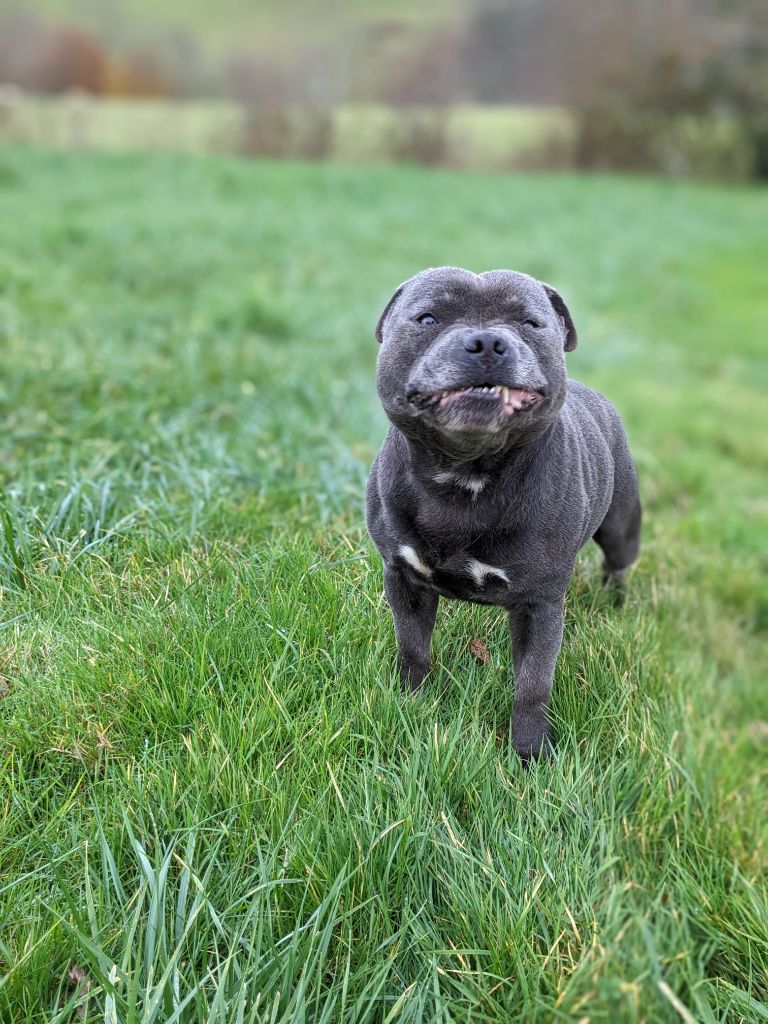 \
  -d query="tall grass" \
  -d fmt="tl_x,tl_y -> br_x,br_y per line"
0,149 -> 766,1021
